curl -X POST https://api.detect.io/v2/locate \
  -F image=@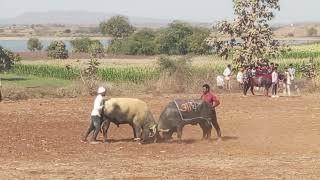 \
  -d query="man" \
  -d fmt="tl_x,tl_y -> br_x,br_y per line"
271,67 -> 279,98
223,64 -> 232,90
268,62 -> 274,74
82,86 -> 106,144
236,67 -> 244,89
283,67 -> 291,96
200,84 -> 221,139
201,84 -> 220,108
288,64 -> 296,81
